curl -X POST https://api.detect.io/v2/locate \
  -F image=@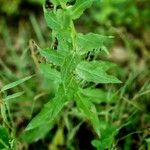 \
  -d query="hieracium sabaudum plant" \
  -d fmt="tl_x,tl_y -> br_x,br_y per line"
26,0 -> 121,148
